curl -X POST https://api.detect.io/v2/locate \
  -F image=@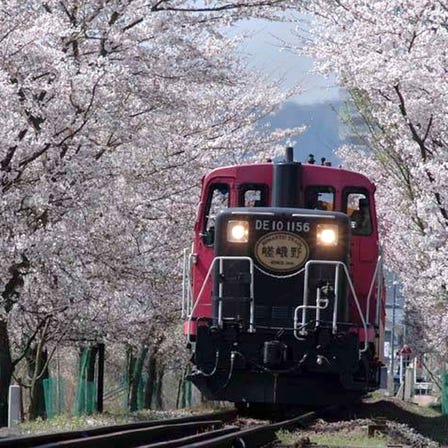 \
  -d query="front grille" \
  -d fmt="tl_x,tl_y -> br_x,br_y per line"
255,305 -> 294,327
255,305 -> 268,320
272,306 -> 291,321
